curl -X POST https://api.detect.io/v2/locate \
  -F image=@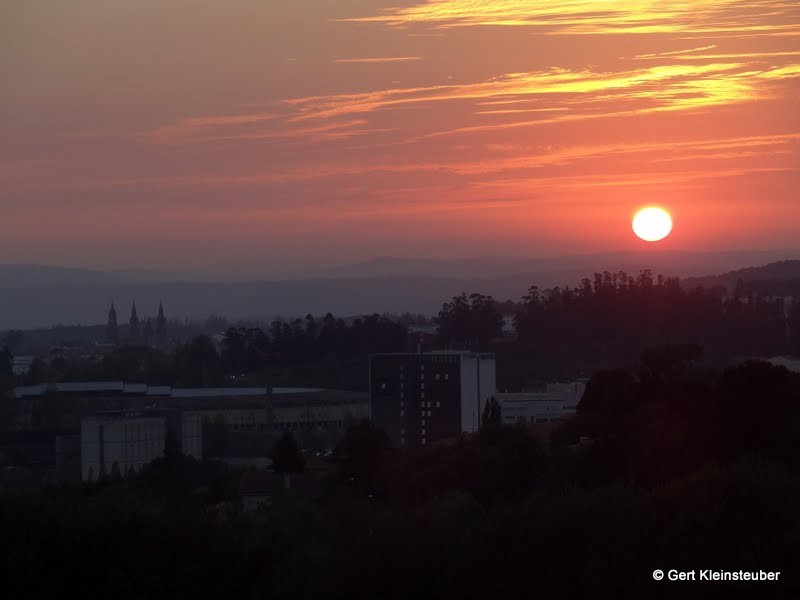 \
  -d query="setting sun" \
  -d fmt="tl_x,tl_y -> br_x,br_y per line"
632,207 -> 673,242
